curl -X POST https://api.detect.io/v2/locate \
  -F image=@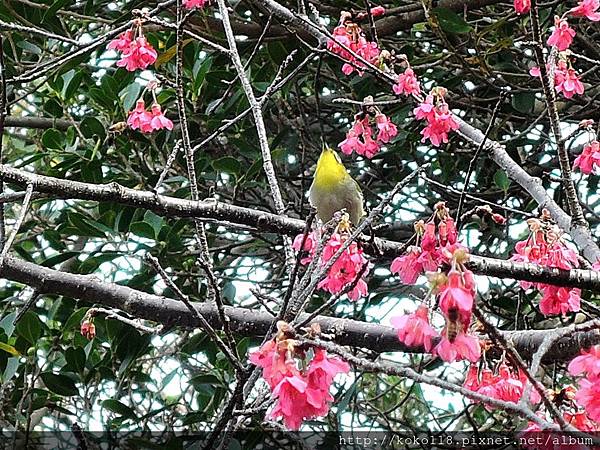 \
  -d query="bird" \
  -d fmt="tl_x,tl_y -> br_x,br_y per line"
308,147 -> 365,226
